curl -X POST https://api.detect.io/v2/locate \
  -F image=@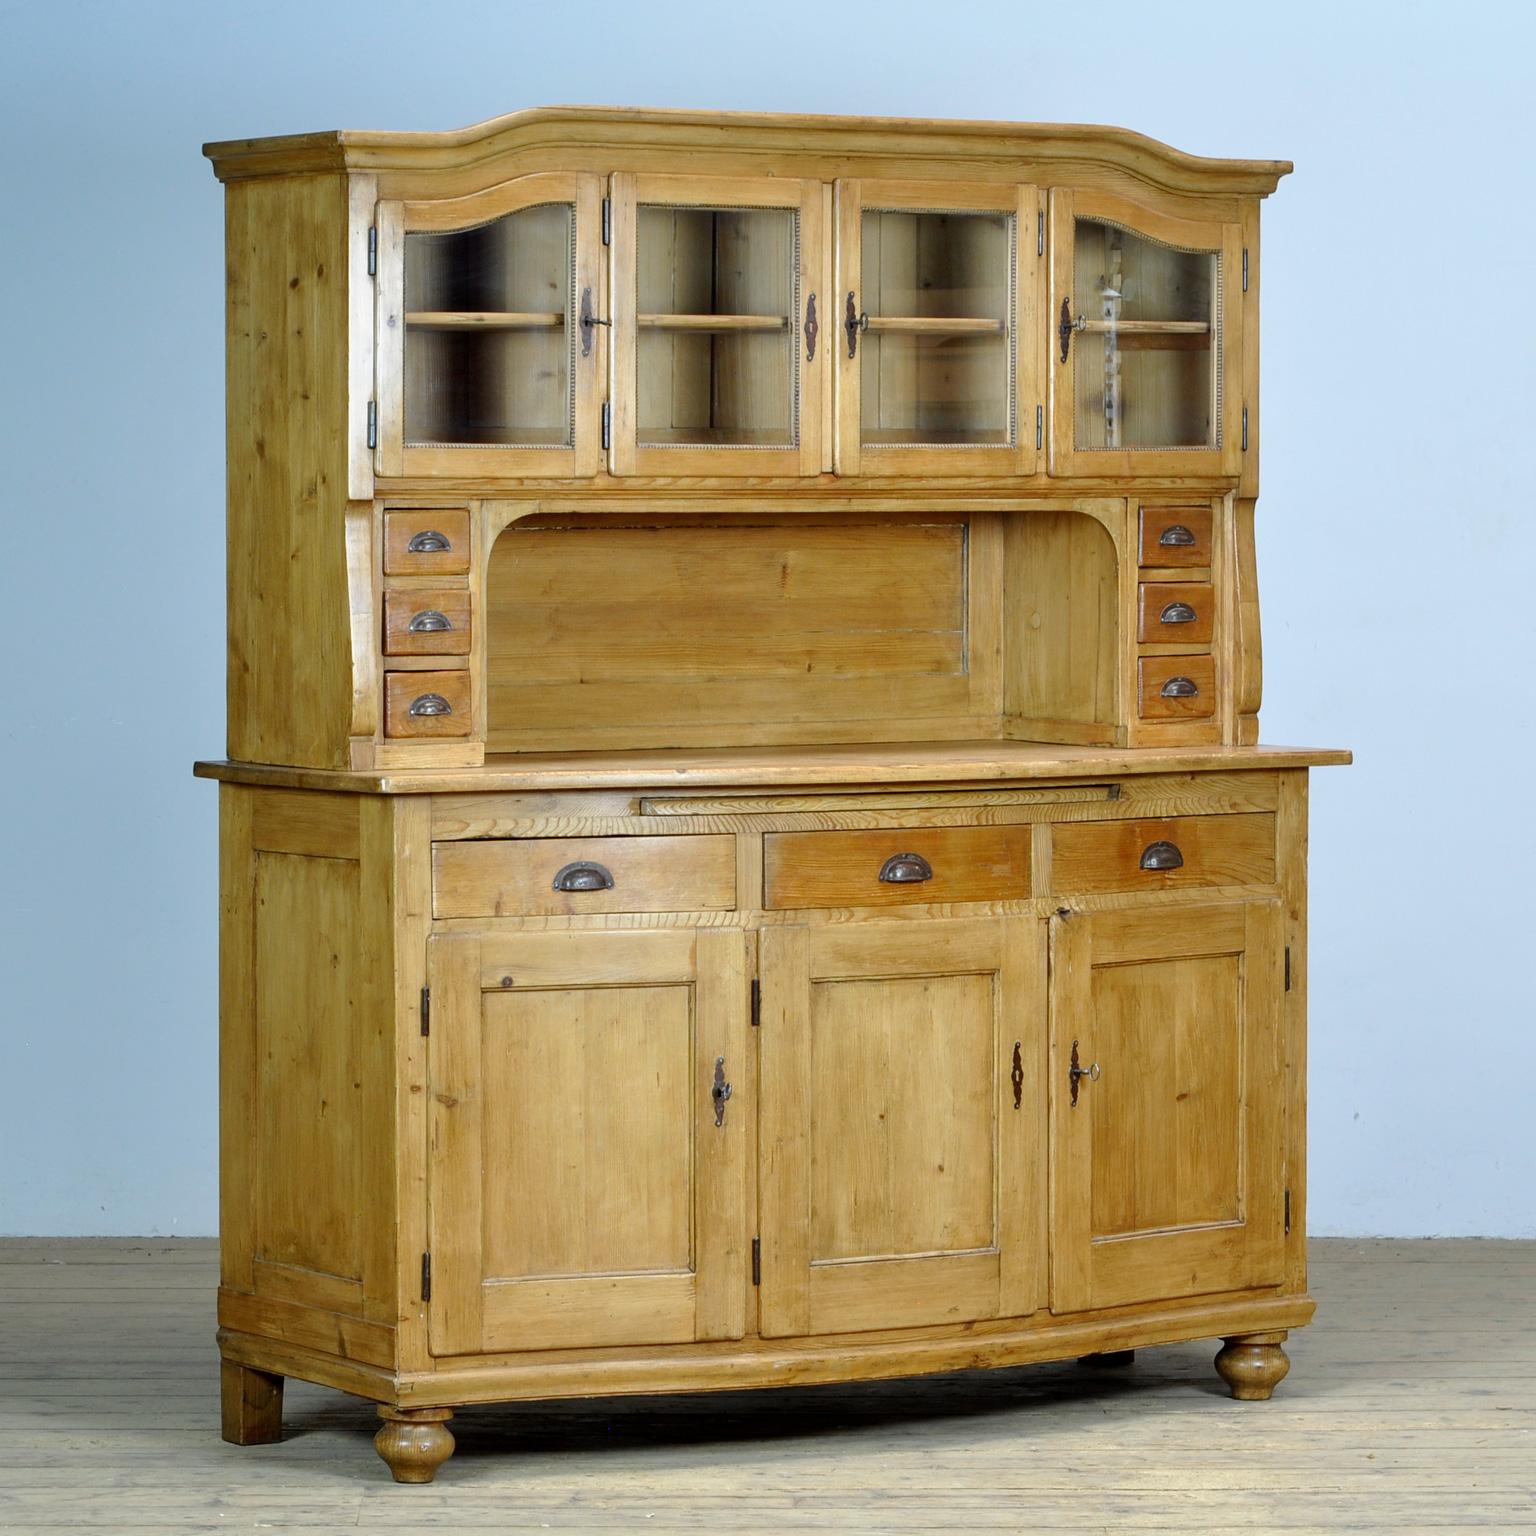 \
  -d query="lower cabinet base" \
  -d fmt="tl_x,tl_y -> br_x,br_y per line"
218,1294 -> 1310,1483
